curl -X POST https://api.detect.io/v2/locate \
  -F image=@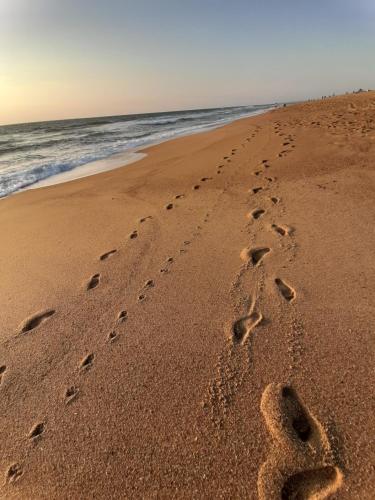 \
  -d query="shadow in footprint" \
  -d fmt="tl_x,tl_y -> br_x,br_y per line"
139,216 -> 152,223
29,422 -> 45,440
0,365 -> 6,384
271,224 -> 291,236
250,248 -> 271,266
143,279 -> 154,289
6,464 -> 23,484
19,309 -> 55,334
275,278 -> 296,302
65,386 -> 79,404
100,249 -> 117,261
117,310 -> 128,323
87,274 -> 100,290
108,330 -> 119,343
80,353 -> 94,371
280,386 -> 313,442
281,466 -> 342,500
240,247 -> 270,265
232,311 -> 263,345
251,208 -> 266,220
